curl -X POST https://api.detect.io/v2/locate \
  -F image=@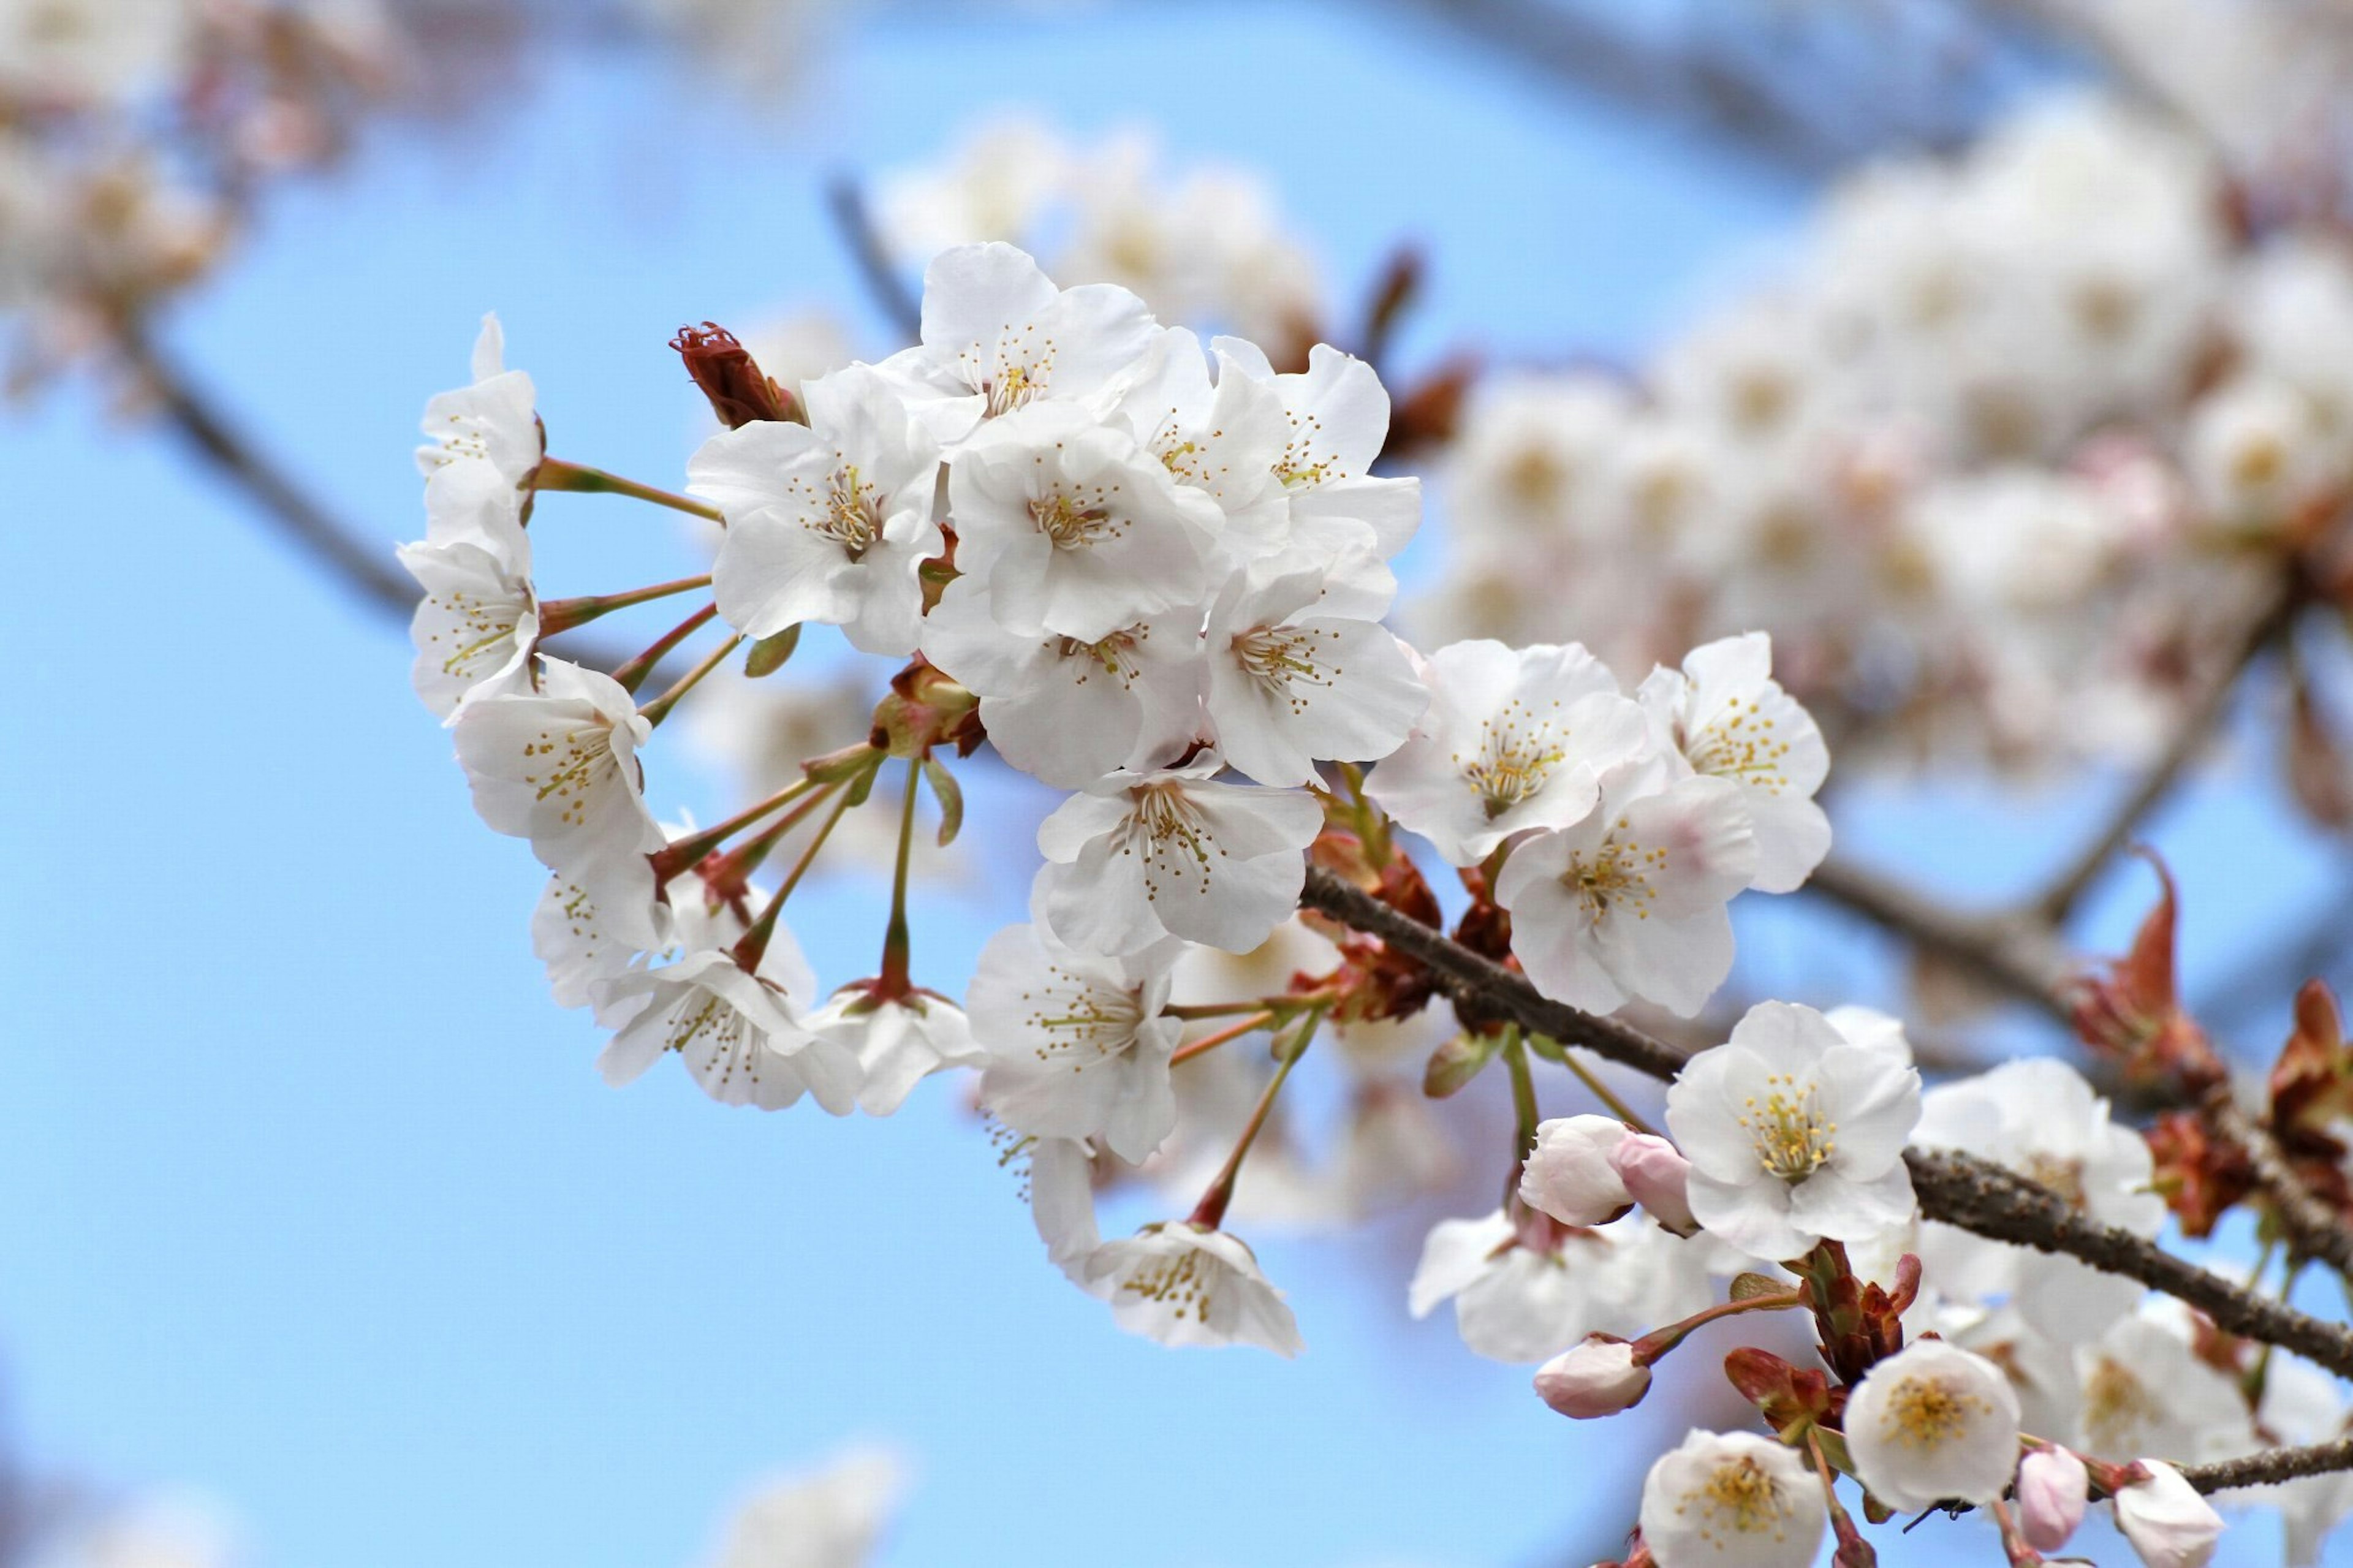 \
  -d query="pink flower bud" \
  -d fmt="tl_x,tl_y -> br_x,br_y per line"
1608,1132 -> 1696,1233
2114,1461 -> 2225,1568
1518,1115 -> 1632,1227
2018,1447 -> 2088,1552
1533,1335 -> 1651,1418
